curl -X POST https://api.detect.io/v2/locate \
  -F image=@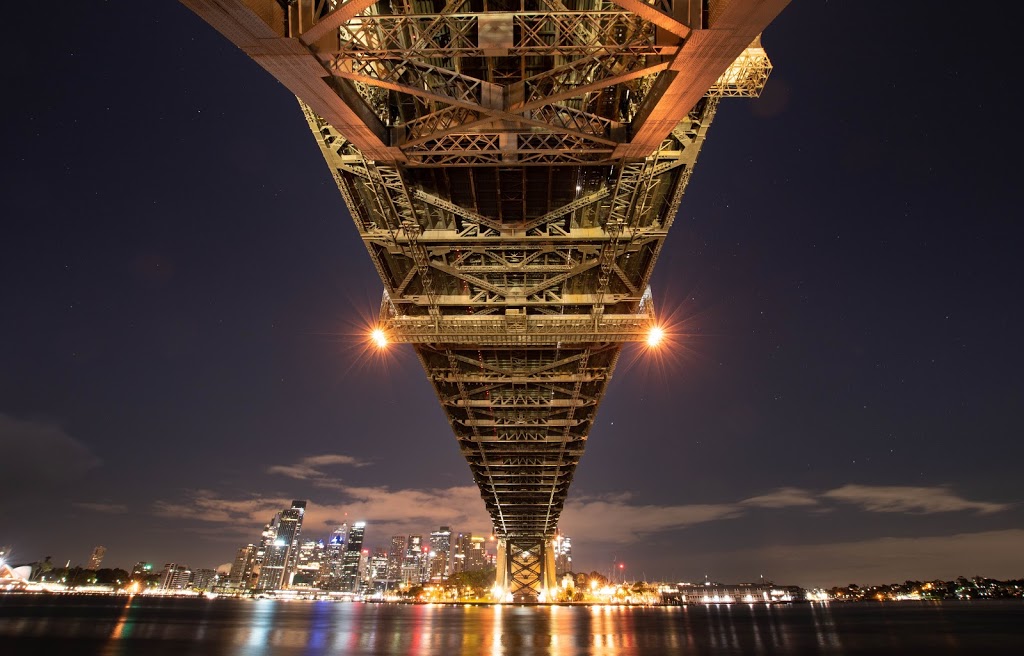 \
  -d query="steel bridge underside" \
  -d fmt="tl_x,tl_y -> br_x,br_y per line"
181,0 -> 787,601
